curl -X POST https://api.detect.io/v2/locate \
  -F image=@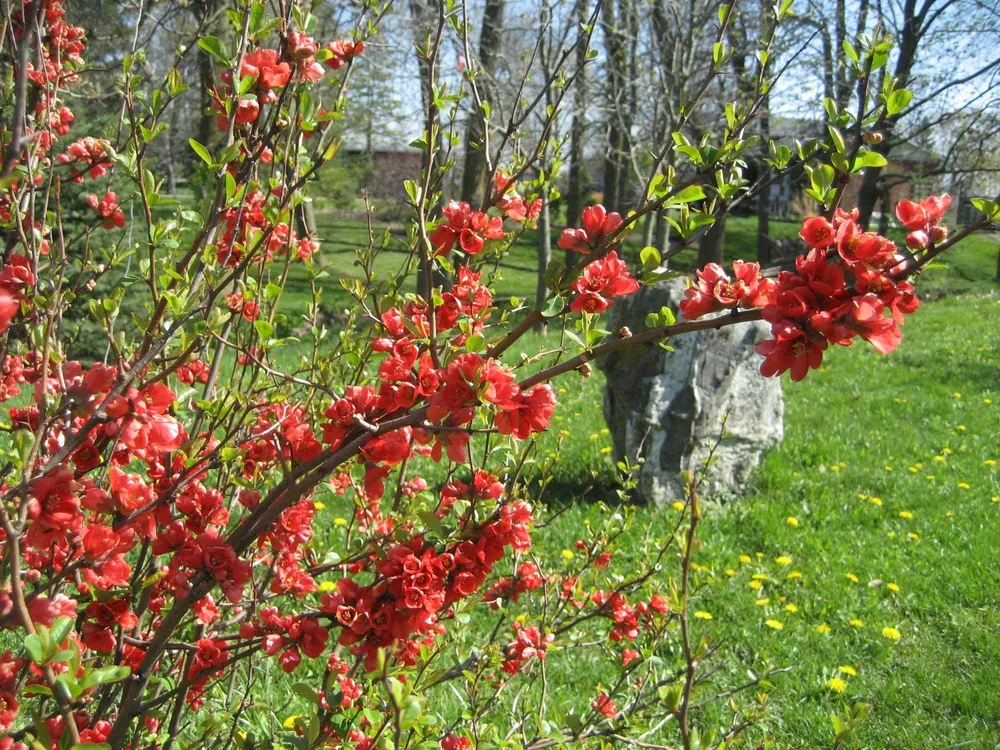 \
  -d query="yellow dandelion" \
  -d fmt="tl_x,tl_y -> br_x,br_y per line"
869,496 -> 883,506
558,429 -> 570,437
752,573 -> 770,581
786,516 -> 799,527
908,532 -> 920,541
986,460 -> 997,467
839,665 -> 858,677
957,425 -> 966,431
898,511 -> 914,520
785,603 -> 799,613
926,475 -> 936,481
993,496 -> 1000,504
849,618 -> 865,629
756,552 -> 765,558
725,568 -> 736,577
816,623 -> 832,634
857,493 -> 868,500
935,455 -> 946,463
776,555 -> 792,566
765,619 -> 784,630
887,531 -> 897,538
671,501 -> 686,511
882,627 -> 902,641
756,598 -> 771,606
561,549 -> 574,559
887,582 -> 900,592
943,447 -> 952,455
589,433 -> 599,440
317,580 -> 336,593
845,573 -> 859,583
885,465 -> 893,472
958,482 -> 970,490
945,511 -> 954,517
787,571 -> 803,580
283,715 -> 303,729
749,580 -> 763,591
826,677 -> 847,693
694,611 -> 713,620
313,501 -> 326,510
830,465 -> 840,472
738,554 -> 752,564
600,446 -> 612,454
953,392 -> 962,398
334,517 -> 348,527
985,398 -> 993,404
558,388 -> 568,394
